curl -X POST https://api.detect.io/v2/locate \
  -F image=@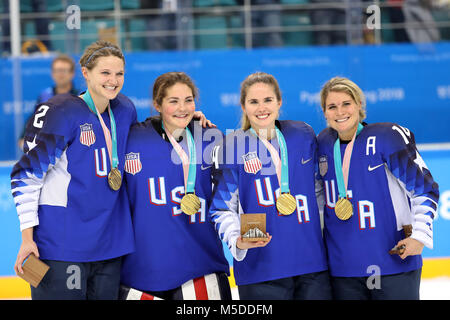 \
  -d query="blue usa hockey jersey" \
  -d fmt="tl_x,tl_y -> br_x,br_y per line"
120,118 -> 229,292
11,93 -> 136,262
317,123 -> 439,277
210,120 -> 328,286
